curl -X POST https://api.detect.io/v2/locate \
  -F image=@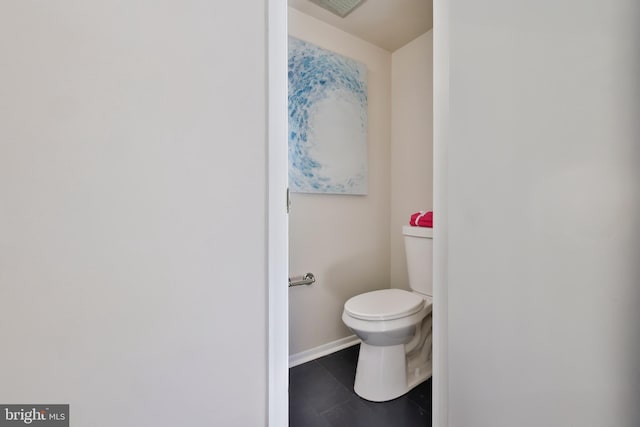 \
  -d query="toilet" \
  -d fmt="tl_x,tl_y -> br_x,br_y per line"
342,225 -> 433,402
